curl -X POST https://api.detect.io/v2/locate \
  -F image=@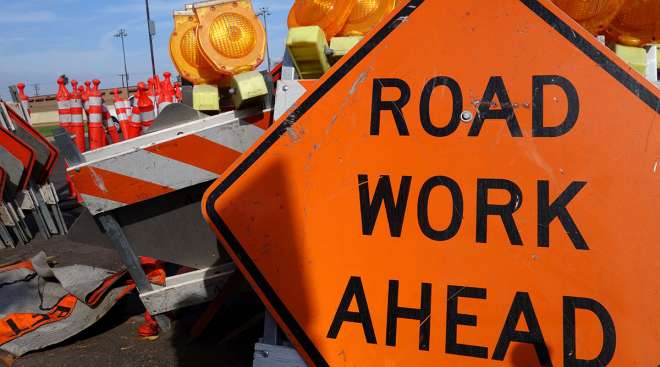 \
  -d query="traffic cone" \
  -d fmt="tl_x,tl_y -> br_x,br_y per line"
102,104 -> 121,144
113,88 -> 131,140
147,77 -> 155,97
87,79 -> 105,150
127,98 -> 143,139
147,78 -> 158,112
162,72 -> 174,94
56,78 -> 71,132
174,82 -> 182,102
137,82 -> 156,131
69,80 -> 86,152
157,72 -> 174,113
15,83 -> 31,123
82,81 -> 91,116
